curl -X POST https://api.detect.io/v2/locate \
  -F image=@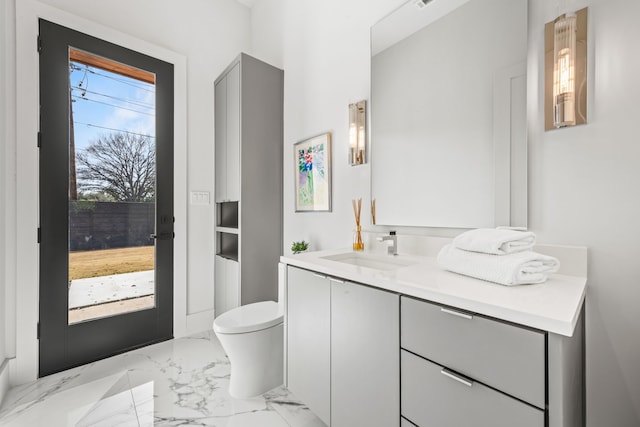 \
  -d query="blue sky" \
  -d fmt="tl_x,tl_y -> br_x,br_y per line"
69,62 -> 156,151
